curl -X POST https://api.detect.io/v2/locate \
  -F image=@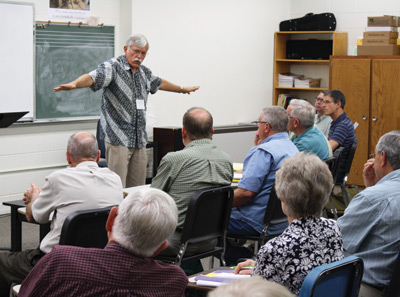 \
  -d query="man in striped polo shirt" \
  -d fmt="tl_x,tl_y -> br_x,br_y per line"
323,89 -> 357,183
